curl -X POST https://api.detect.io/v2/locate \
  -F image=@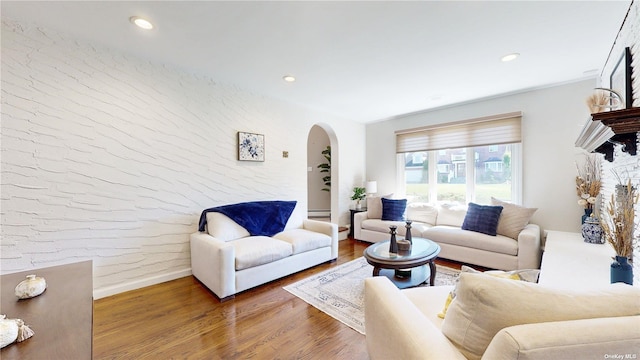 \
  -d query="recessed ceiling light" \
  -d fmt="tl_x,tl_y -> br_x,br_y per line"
130,16 -> 153,30
283,75 -> 296,82
501,53 -> 520,62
